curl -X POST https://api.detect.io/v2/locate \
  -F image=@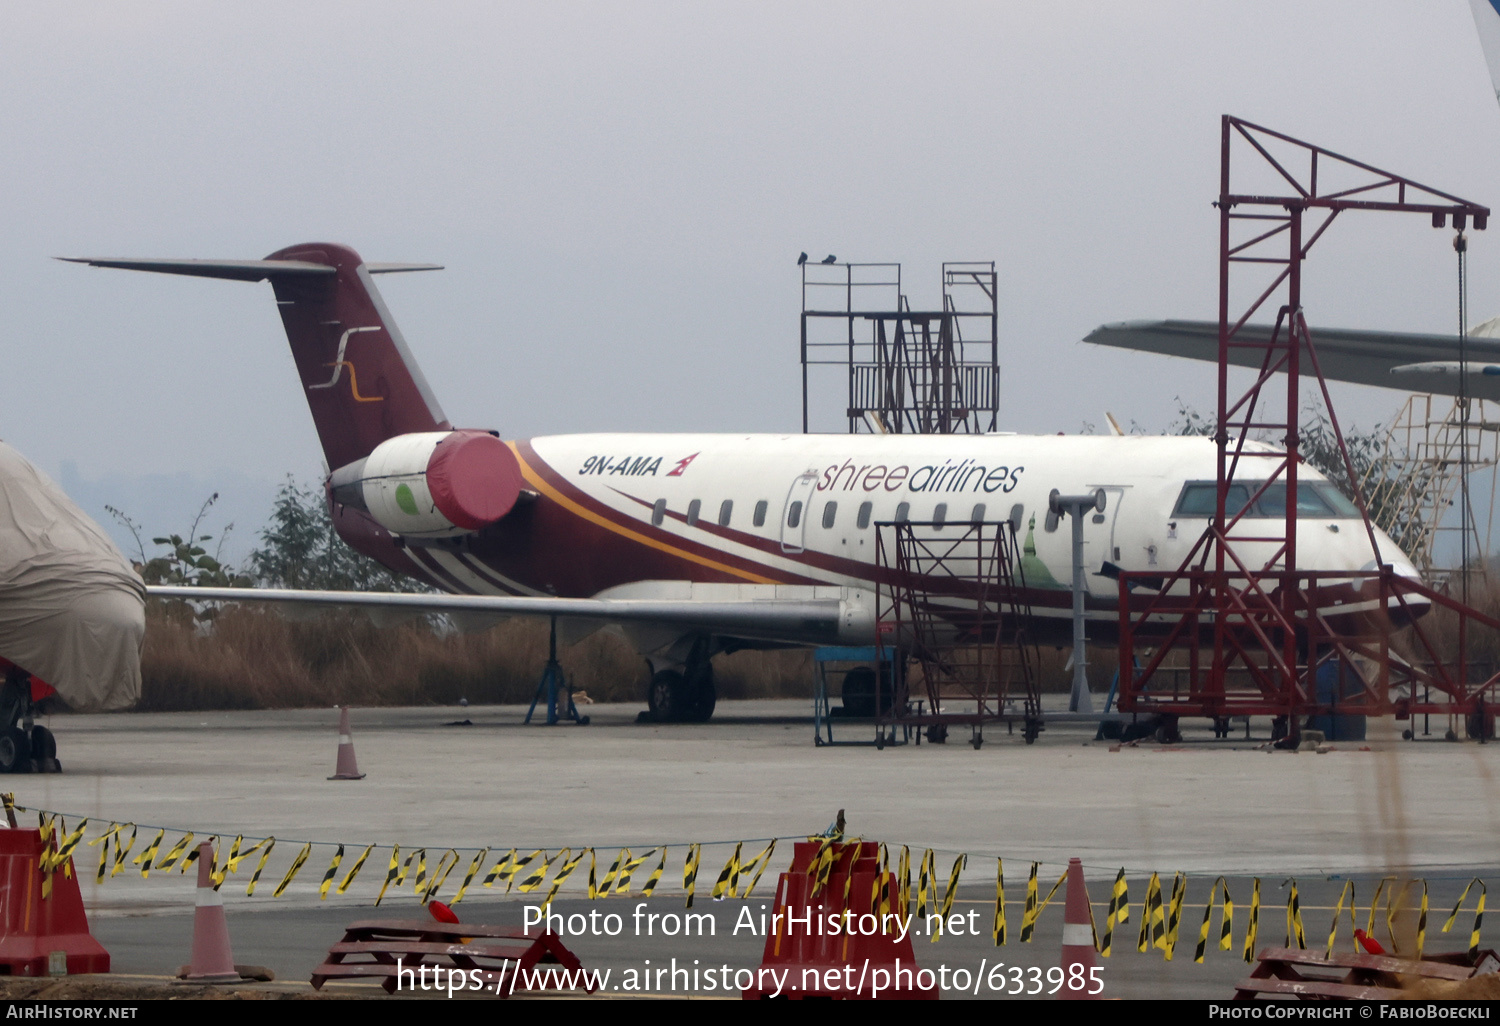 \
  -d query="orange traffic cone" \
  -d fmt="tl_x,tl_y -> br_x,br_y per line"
181,842 -> 239,983
328,706 -> 365,781
1059,858 -> 1100,1000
